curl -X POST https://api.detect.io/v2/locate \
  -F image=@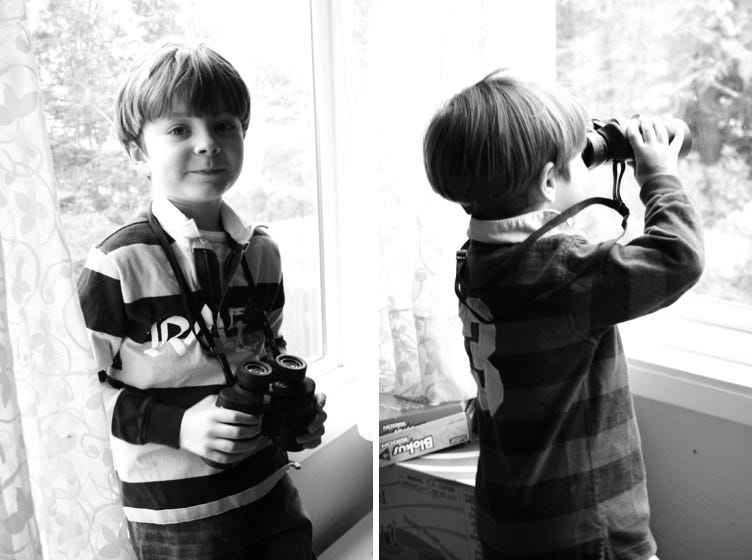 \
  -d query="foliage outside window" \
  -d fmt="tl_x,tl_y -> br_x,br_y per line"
557,0 -> 751,305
